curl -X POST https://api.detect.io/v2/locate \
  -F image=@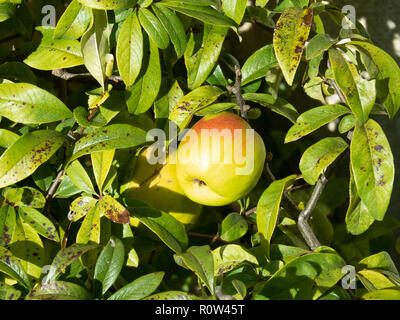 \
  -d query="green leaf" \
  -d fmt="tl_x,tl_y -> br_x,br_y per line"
206,64 -> 228,87
81,9 -> 110,89
329,48 -> 376,123
358,251 -> 399,279
116,10 -> 143,87
0,246 -> 31,289
241,44 -> 277,85
299,137 -> 348,185
0,282 -> 21,300
212,244 -> 258,276
273,7 -> 313,85
153,4 -> 187,57
0,83 -> 72,124
242,92 -> 298,123
0,61 -> 36,84
160,2 -> 236,27
254,251 -> 345,300
175,245 -> 215,294
0,130 -> 65,188
27,281 -> 92,300
347,41 -> 400,118
145,291 -> 197,300
94,236 -> 125,295
154,79 -> 184,121
54,176 -> 81,198
362,289 -> 400,300
285,104 -> 349,143
68,124 -> 147,164
168,86 -> 223,131
132,207 -> 188,253
108,272 -> 164,300
185,26 -> 228,89
138,8 -> 169,50
195,102 -> 236,116
274,0 -> 310,11
77,0 -> 136,10
0,3 -> 15,23
126,37 -> 161,115
338,114 -> 356,134
54,0 -> 91,40
220,213 -> 248,242
98,195 -> 130,224
19,207 -> 59,242
0,206 -> 16,247
76,203 -> 101,244
24,28 -> 84,70
44,243 -> 100,283
306,34 -> 335,60
222,0 -> 247,24
73,106 -> 107,128
66,160 -> 96,194
350,119 -> 394,221
91,149 -> 115,193
256,175 -> 297,243
345,166 -> 375,235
